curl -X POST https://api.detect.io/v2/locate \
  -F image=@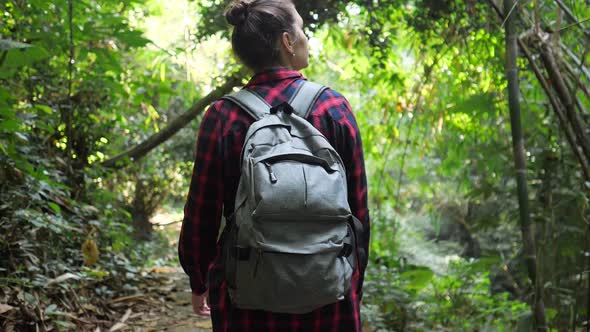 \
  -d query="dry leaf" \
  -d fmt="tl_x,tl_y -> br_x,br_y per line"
108,322 -> 127,332
129,312 -> 143,319
195,320 -> 213,328
82,238 -> 100,266
150,266 -> 177,274
121,308 -> 132,323
109,294 -> 145,304
45,273 -> 80,286
83,205 -> 100,215
0,303 -> 15,314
